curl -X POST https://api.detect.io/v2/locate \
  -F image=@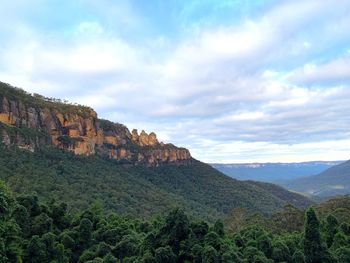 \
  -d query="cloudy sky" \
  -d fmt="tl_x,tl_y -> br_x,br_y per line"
1,0 -> 350,163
